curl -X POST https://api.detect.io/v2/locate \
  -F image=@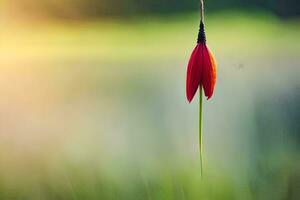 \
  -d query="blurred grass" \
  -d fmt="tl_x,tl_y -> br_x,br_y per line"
0,11 -> 299,199
1,11 -> 300,63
